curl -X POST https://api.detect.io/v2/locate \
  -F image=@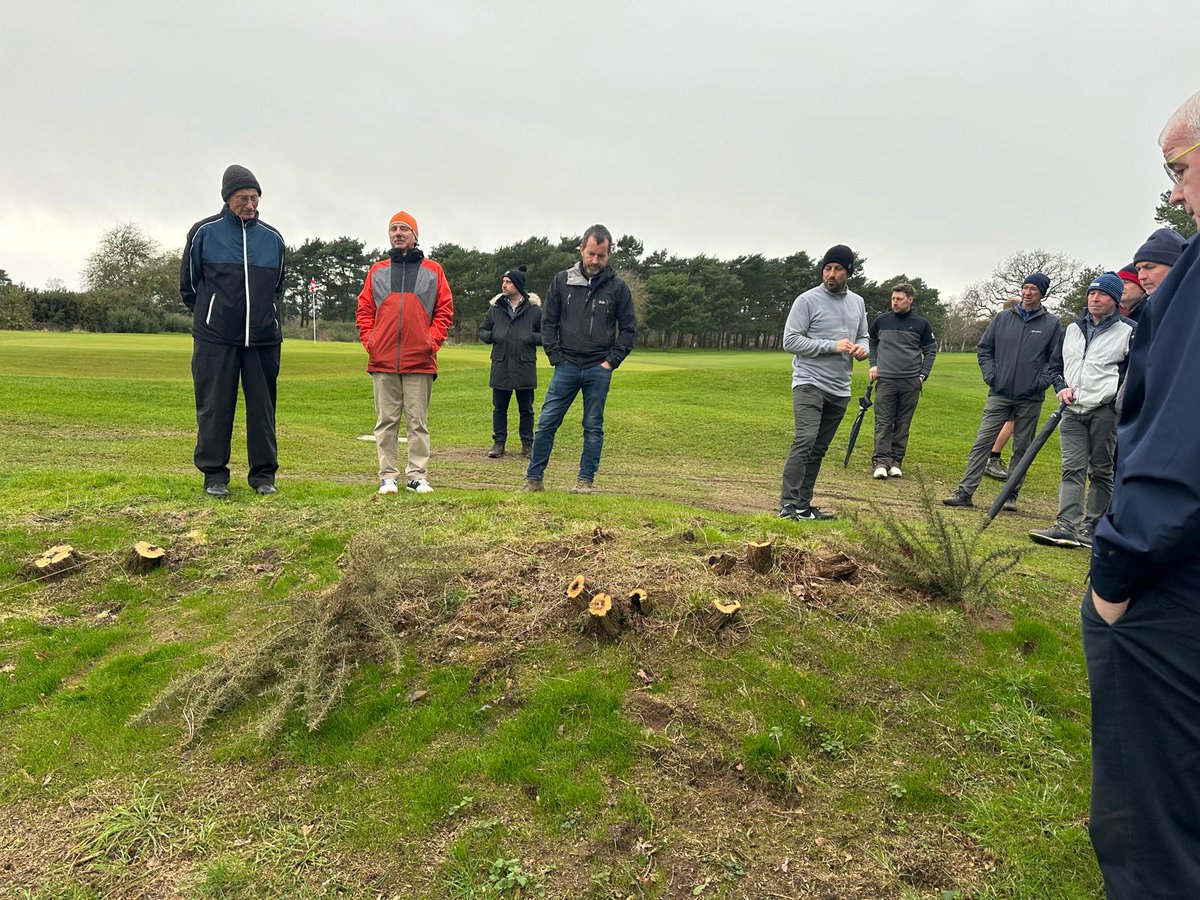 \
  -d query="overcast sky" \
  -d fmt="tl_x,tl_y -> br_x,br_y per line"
1,0 -> 1194,299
